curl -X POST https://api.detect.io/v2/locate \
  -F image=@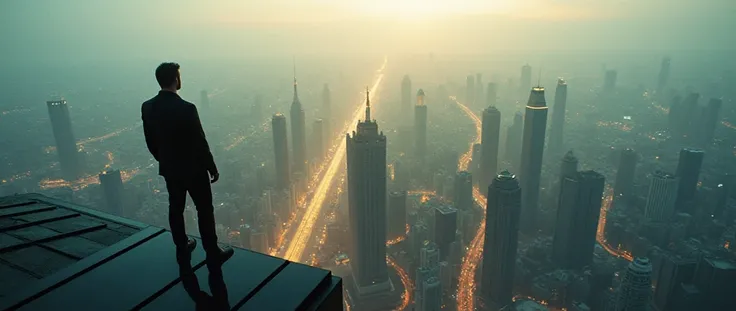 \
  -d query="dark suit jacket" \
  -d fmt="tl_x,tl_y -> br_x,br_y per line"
142,91 -> 217,178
